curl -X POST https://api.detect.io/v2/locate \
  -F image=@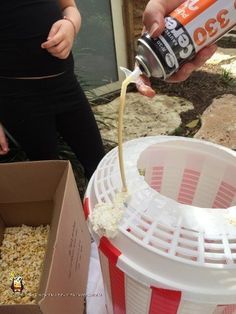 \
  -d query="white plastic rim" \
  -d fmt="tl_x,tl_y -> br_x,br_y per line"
86,136 -> 236,303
